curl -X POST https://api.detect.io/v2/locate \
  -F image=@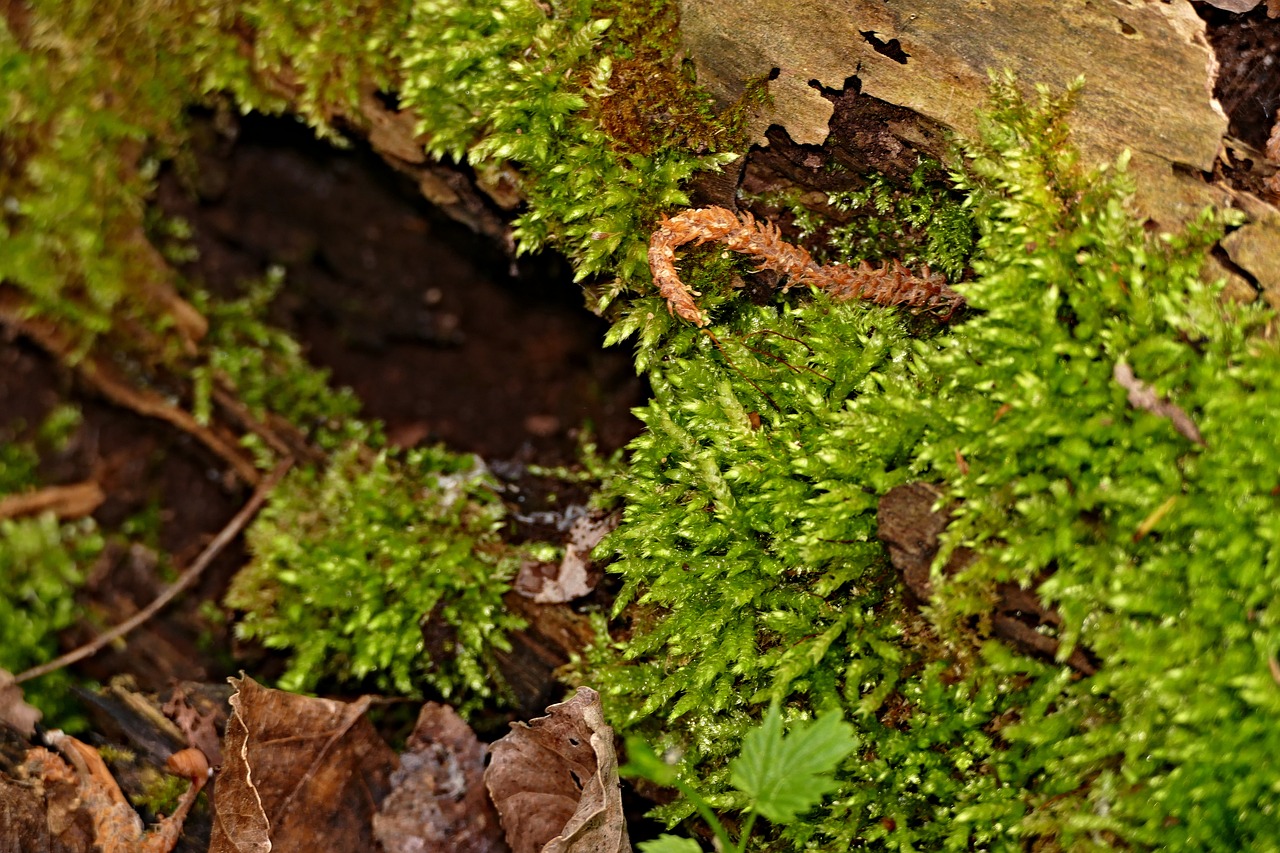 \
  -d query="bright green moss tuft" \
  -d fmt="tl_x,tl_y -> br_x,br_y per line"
226,445 -> 526,714
755,161 -> 977,282
585,76 -> 1280,850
